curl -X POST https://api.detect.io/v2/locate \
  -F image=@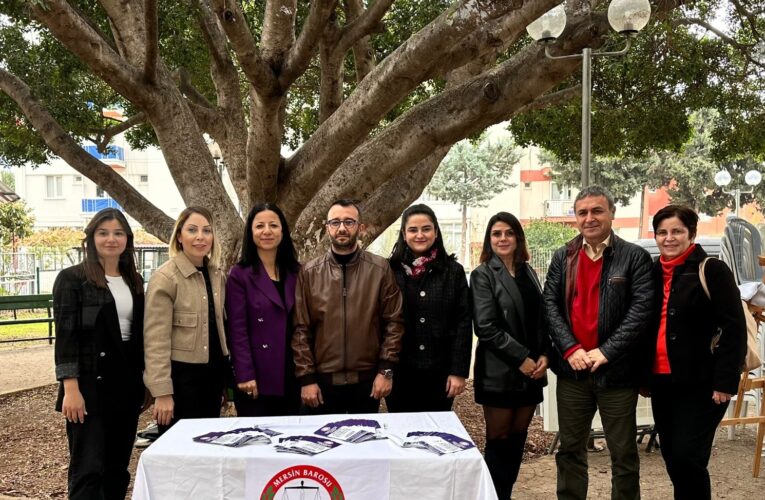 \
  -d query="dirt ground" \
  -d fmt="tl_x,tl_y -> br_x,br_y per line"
1,383 -> 763,499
